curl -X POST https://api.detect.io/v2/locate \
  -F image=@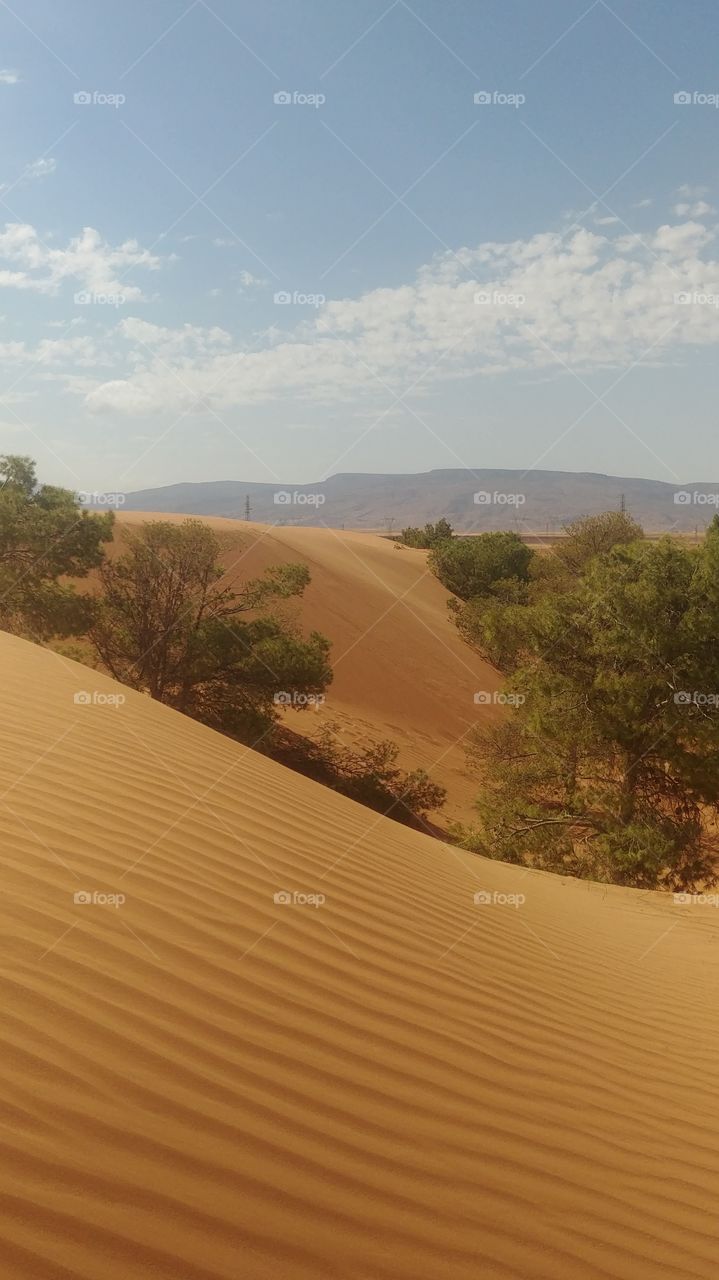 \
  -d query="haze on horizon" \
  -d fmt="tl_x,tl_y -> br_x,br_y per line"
0,1 -> 717,492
